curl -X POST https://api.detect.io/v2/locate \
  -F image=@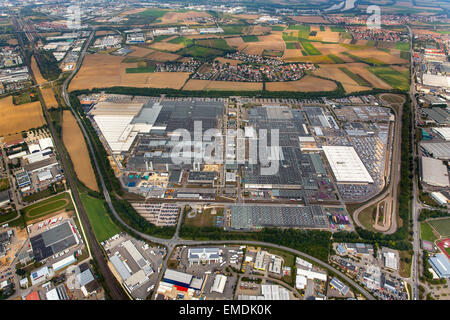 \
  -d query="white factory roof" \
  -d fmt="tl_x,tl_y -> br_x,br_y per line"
211,274 -> 227,294
296,275 -> 307,289
422,73 -> 450,88
46,288 -> 60,300
420,157 -> 449,187
296,268 -> 327,281
123,240 -> 147,269
383,251 -> 398,271
432,127 -> 450,141
92,115 -> 138,153
322,146 -> 374,183
39,137 -> 54,150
